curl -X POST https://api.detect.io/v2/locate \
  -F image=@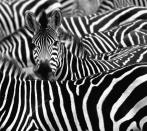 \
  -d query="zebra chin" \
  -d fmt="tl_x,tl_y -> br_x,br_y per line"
33,62 -> 57,81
